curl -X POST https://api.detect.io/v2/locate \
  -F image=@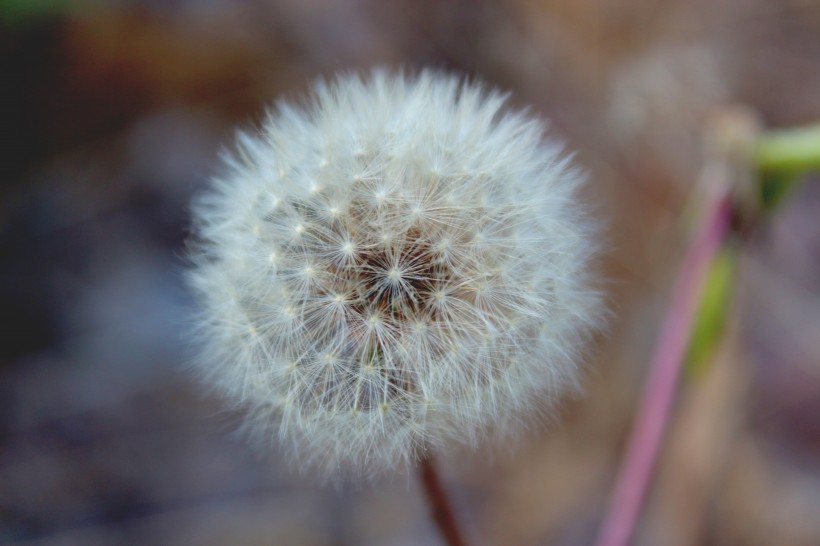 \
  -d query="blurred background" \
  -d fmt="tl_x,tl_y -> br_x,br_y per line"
1,0 -> 819,545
